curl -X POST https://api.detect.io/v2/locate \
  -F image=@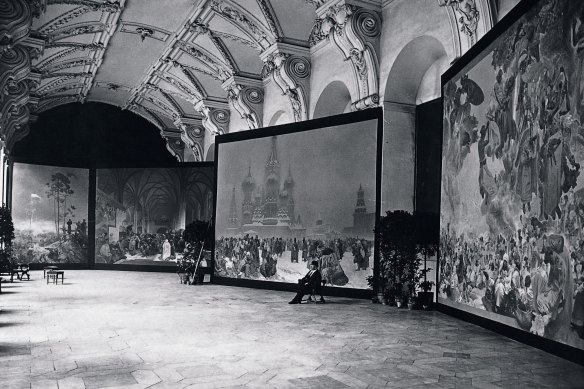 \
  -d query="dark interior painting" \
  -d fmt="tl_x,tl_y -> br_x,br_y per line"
214,116 -> 379,289
95,166 -> 214,266
440,0 -> 584,350
12,163 -> 89,264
